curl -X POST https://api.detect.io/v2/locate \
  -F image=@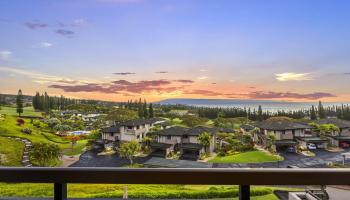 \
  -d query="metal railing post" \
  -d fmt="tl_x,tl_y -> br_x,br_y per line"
54,183 -> 67,200
239,185 -> 250,200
